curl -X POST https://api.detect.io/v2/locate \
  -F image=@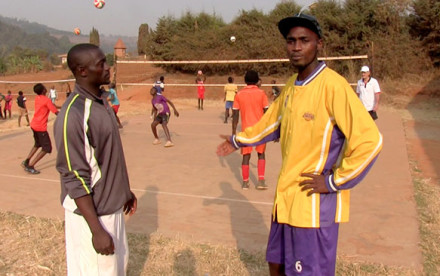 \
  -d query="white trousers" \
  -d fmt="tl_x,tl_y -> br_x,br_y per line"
65,209 -> 128,276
